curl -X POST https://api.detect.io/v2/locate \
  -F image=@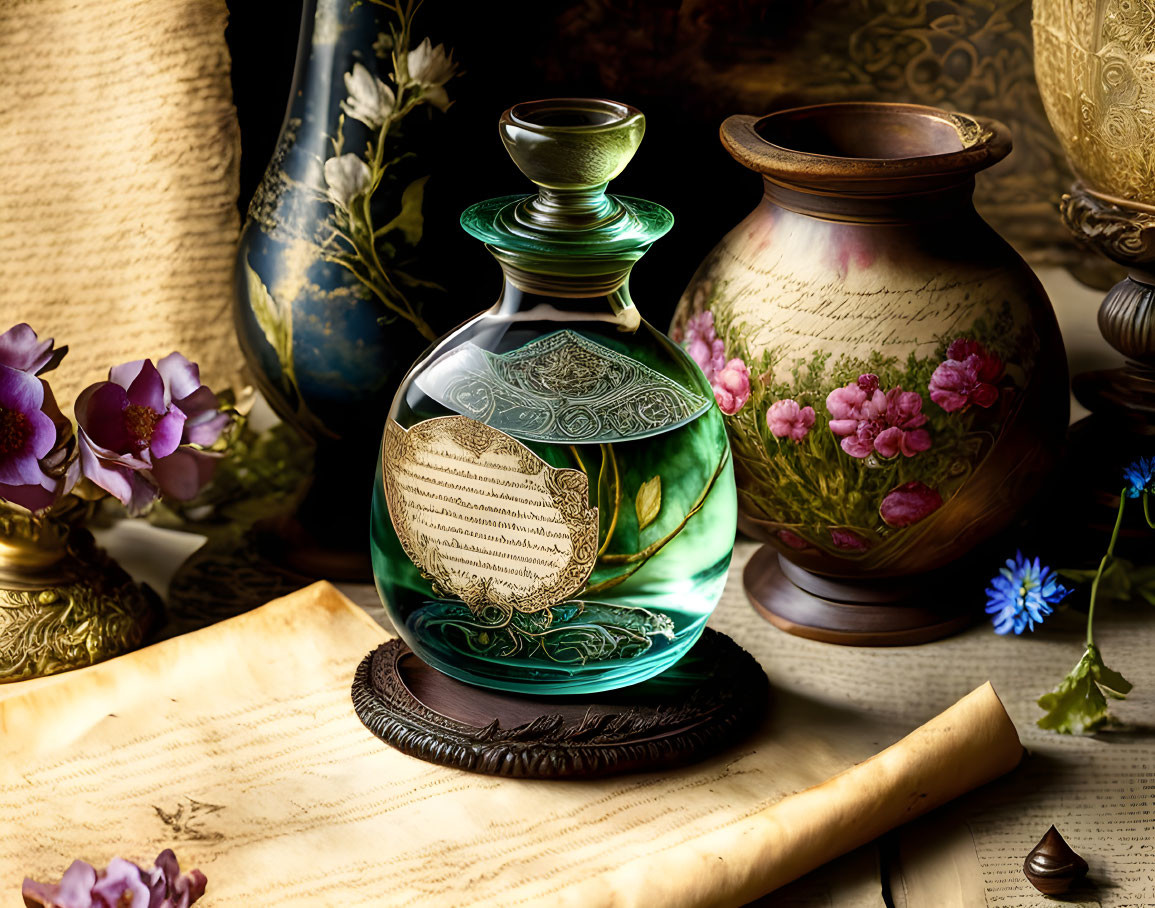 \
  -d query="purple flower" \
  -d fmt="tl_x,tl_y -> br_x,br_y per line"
0,363 -> 63,512
22,860 -> 96,908
879,481 -> 943,528
146,849 -> 207,908
929,337 -> 1003,413
827,376 -> 931,459
76,353 -> 228,514
766,399 -> 816,441
0,323 -> 56,374
22,851 -> 205,908
713,357 -> 751,415
91,858 -> 152,908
